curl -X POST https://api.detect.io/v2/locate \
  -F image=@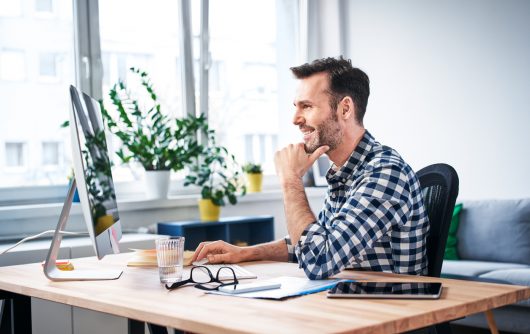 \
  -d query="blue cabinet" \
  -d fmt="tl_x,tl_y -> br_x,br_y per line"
157,215 -> 274,251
